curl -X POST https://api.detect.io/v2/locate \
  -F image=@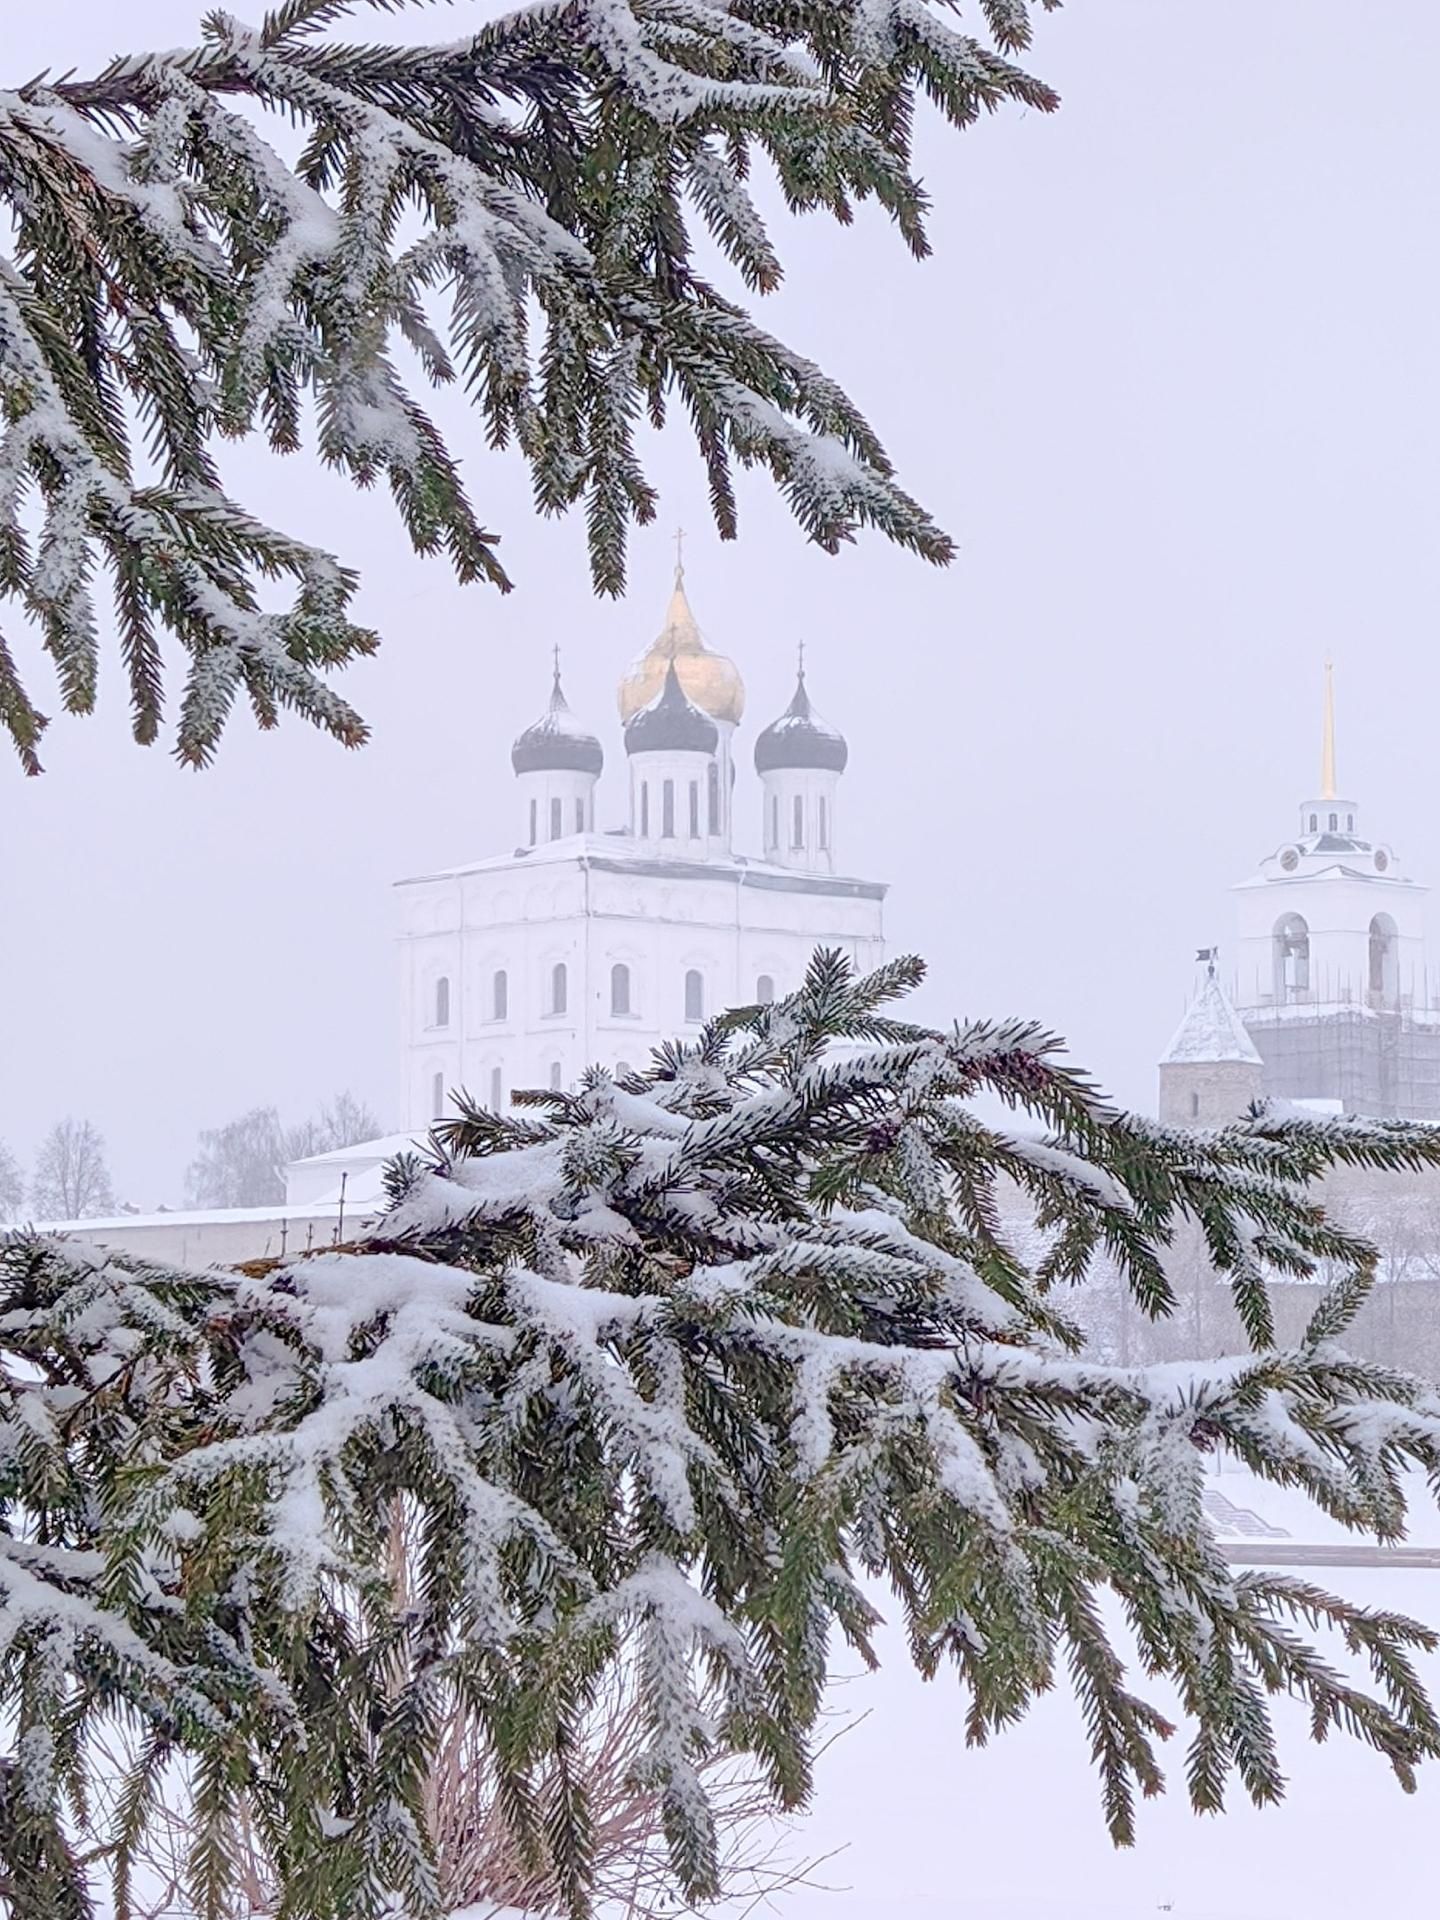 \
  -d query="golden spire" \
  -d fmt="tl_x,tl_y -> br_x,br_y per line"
1320,658 -> 1337,800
